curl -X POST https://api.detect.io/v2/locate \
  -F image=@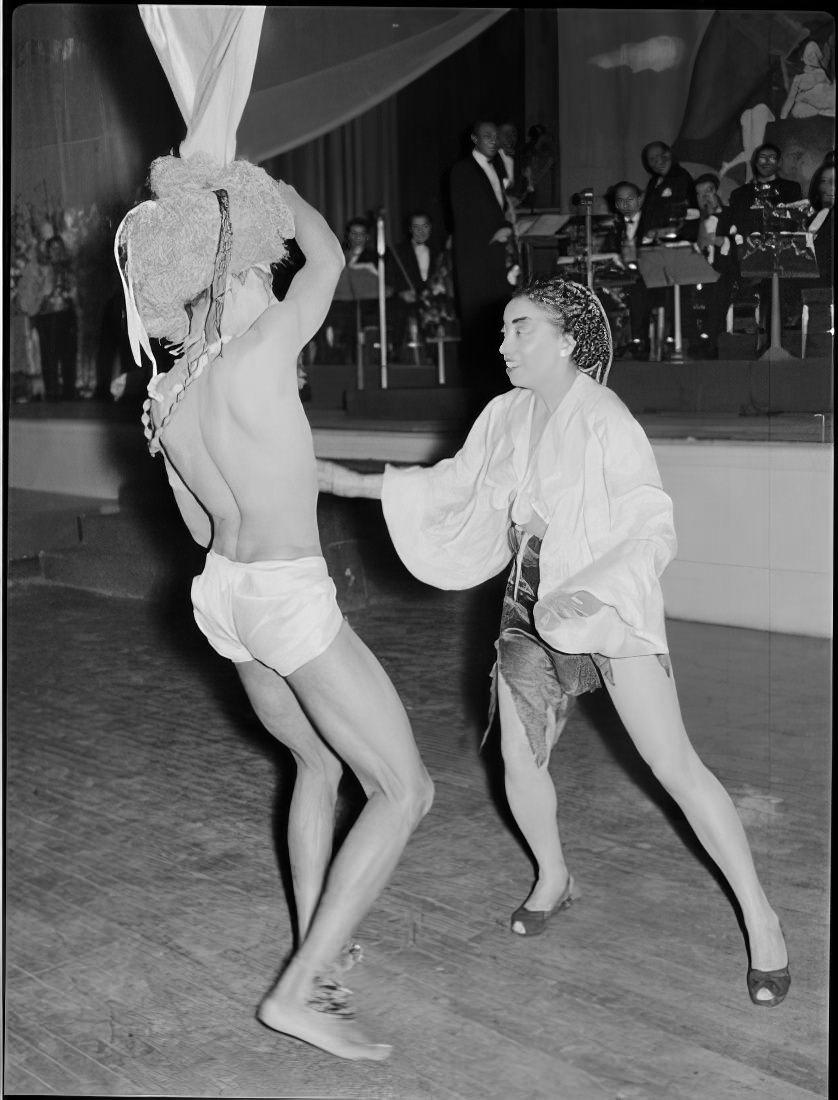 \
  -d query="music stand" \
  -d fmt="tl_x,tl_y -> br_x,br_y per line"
332,265 -> 381,389
515,210 -> 571,282
738,232 -> 819,360
636,244 -> 718,362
